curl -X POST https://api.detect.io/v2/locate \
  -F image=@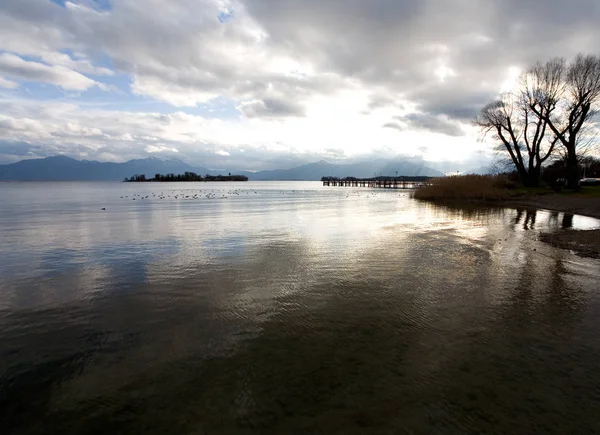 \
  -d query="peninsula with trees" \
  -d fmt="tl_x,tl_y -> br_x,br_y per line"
124,172 -> 248,182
